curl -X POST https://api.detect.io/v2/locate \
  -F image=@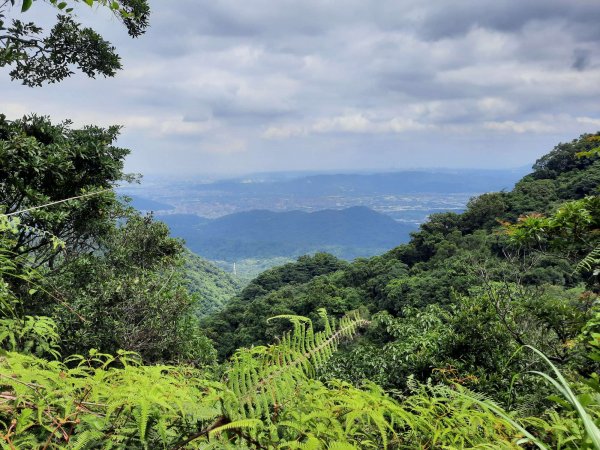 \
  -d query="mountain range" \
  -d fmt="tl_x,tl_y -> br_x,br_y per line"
185,169 -> 527,196
157,206 -> 417,262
